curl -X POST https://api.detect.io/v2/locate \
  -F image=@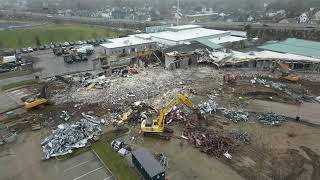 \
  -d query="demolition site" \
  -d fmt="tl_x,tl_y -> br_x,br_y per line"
1,25 -> 320,180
